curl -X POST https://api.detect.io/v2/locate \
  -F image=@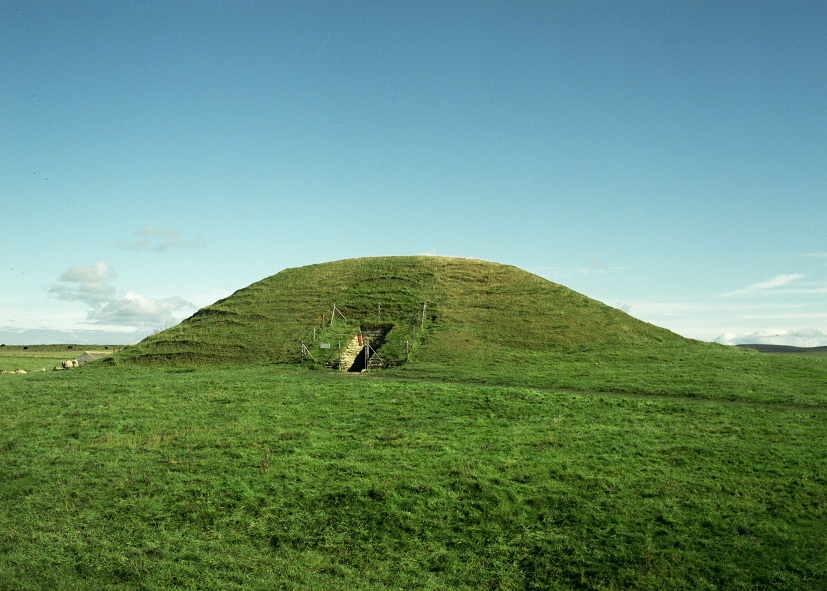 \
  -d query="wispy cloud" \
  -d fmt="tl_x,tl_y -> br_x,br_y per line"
766,288 -> 827,295
584,259 -> 626,274
116,226 -> 205,253
88,292 -> 194,327
738,312 -> 827,320
612,296 -> 827,344
48,261 -> 117,306
48,261 -> 195,330
715,328 -> 827,348
717,273 -> 805,298
529,259 -> 627,280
